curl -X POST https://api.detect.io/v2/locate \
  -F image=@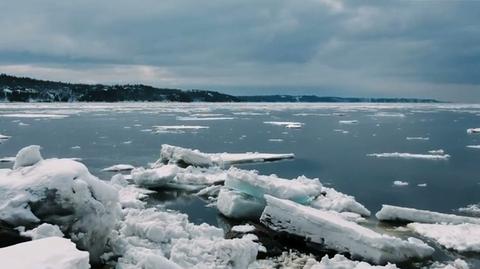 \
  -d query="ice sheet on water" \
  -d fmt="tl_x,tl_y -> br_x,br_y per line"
260,195 -> 433,264
160,144 -> 294,167
367,152 -> 450,160
376,205 -> 480,225
102,164 -> 135,172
